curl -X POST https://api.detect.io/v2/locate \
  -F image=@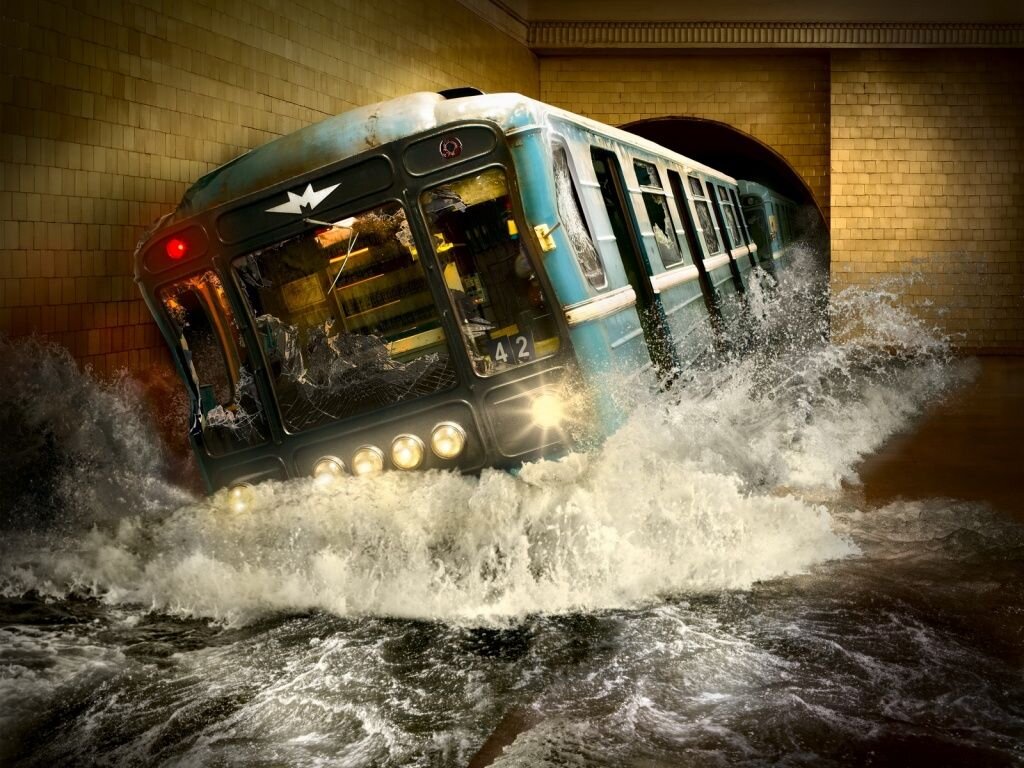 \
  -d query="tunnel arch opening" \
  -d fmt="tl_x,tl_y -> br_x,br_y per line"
621,116 -> 827,241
